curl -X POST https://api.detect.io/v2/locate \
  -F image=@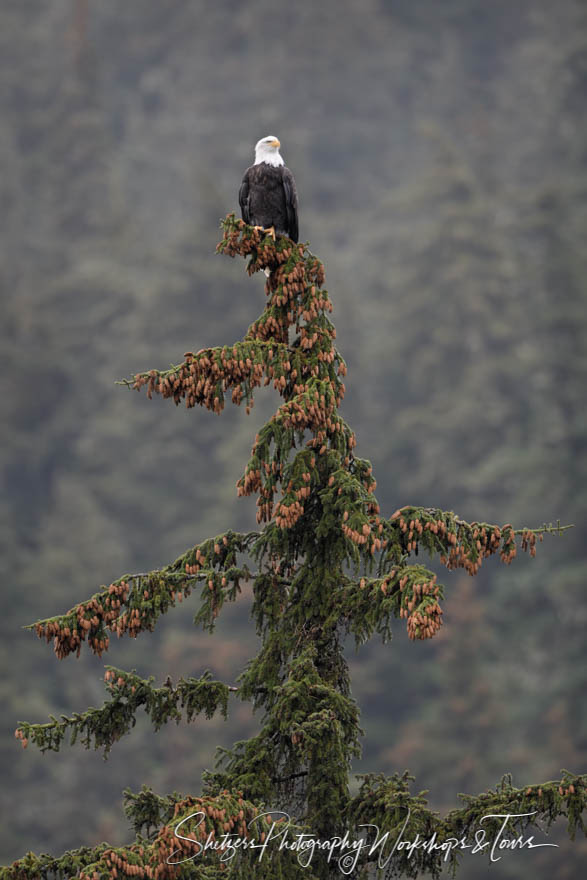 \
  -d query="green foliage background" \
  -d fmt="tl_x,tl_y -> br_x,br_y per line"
1,0 -> 585,876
